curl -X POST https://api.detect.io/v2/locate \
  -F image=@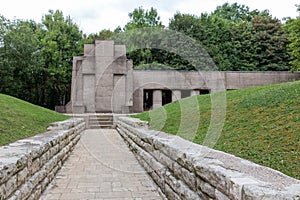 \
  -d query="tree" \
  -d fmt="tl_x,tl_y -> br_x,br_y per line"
169,12 -> 234,70
122,7 -> 168,69
124,7 -> 164,31
212,2 -> 270,22
40,10 -> 83,108
230,21 -> 258,71
285,5 -> 300,71
169,3 -> 290,71
0,15 -> 15,94
0,18 -> 46,104
252,16 -> 290,71
85,28 -> 120,44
